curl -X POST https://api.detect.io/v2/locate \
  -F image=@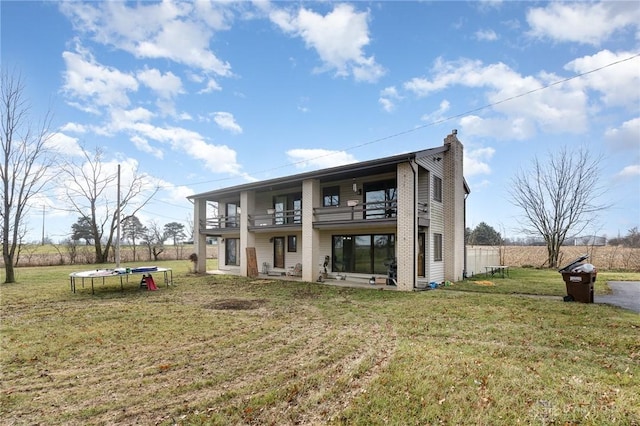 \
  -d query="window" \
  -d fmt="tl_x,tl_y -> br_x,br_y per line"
287,235 -> 297,252
332,234 -> 395,274
433,176 -> 442,202
323,186 -> 340,207
364,179 -> 397,219
273,193 -> 302,224
289,196 -> 302,224
226,202 -> 239,227
433,233 -> 443,261
225,238 -> 239,265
